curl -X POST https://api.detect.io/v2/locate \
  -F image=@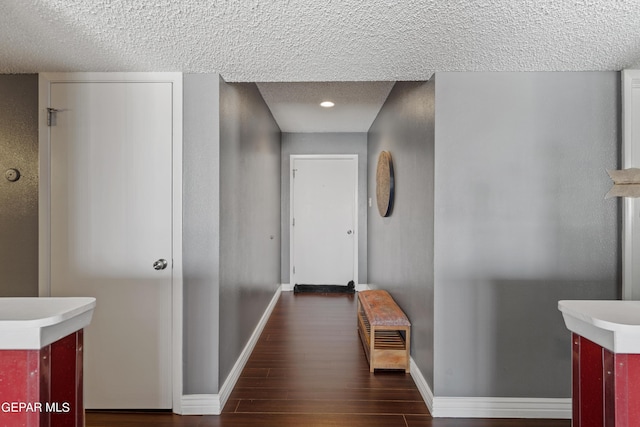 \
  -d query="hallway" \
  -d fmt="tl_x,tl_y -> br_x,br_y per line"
86,292 -> 570,427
